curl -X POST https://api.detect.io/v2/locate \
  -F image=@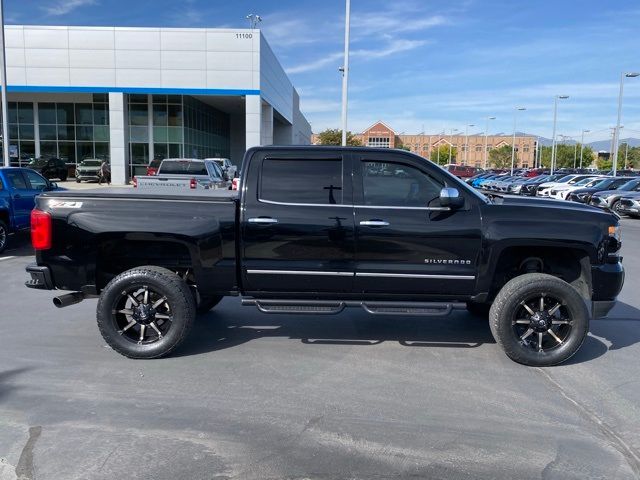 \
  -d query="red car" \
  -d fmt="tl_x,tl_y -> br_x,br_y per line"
445,164 -> 480,179
146,159 -> 162,176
